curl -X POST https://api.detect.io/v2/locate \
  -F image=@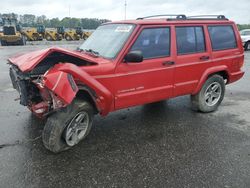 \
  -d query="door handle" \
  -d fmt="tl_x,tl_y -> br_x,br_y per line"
162,61 -> 175,66
200,56 -> 210,60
